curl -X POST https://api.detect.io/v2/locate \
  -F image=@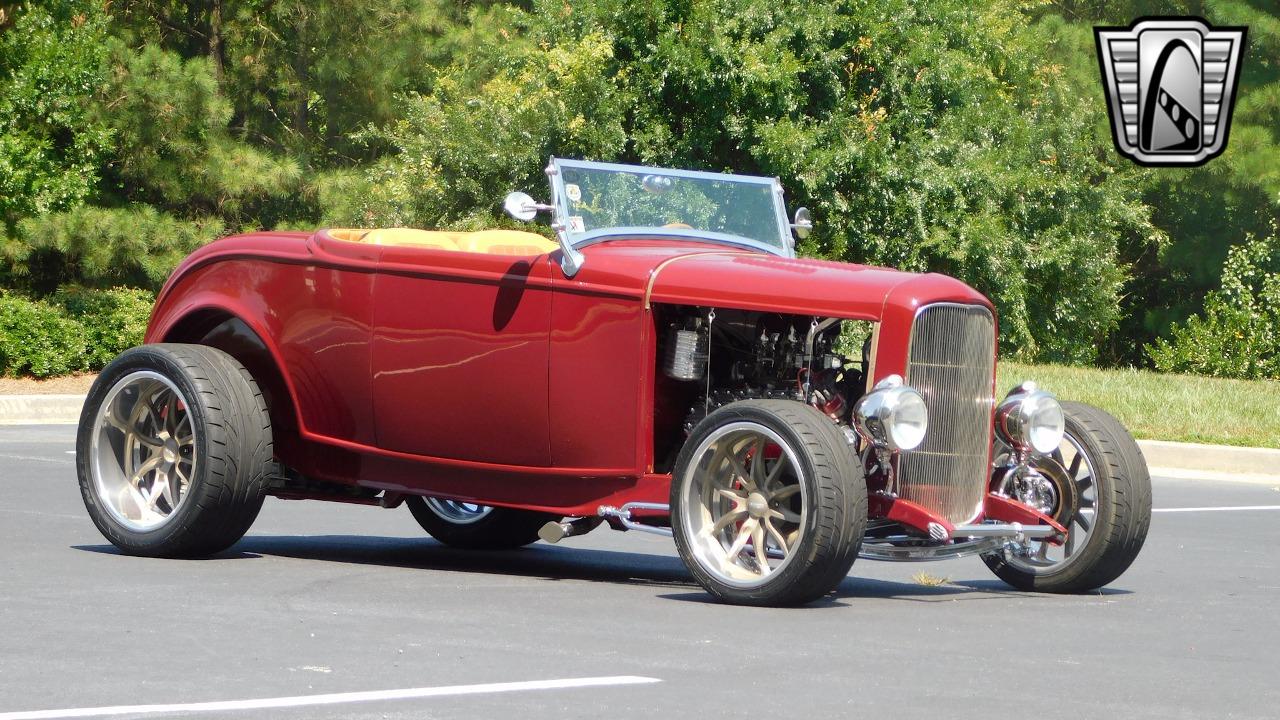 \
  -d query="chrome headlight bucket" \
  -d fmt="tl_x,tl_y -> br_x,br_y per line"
853,375 -> 928,451
995,381 -> 1064,454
